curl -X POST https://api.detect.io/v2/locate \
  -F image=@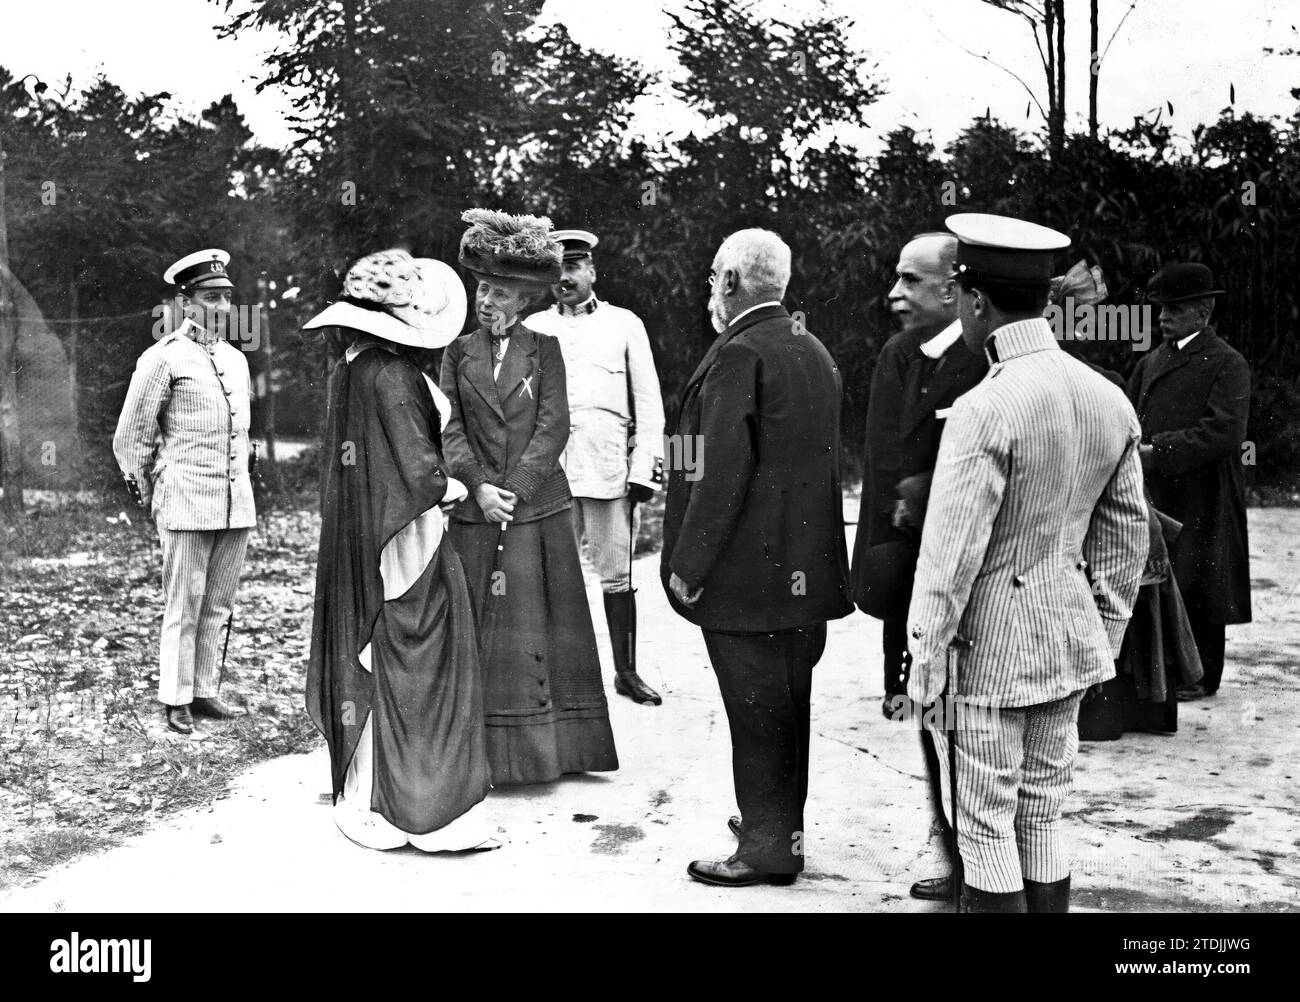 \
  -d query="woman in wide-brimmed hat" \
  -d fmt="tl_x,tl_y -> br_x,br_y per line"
304,249 -> 500,851
440,209 -> 618,785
